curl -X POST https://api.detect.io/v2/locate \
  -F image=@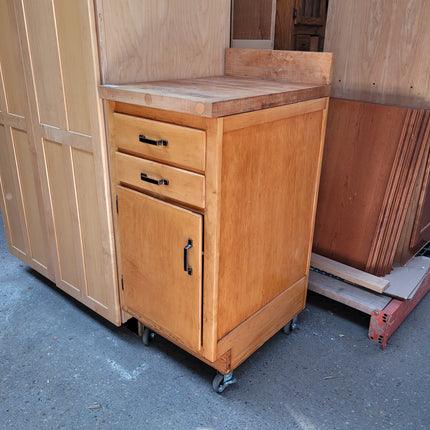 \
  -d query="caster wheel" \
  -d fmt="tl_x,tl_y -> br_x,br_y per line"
282,321 -> 293,334
141,327 -> 154,346
212,373 -> 225,393
282,315 -> 299,335
212,371 -> 237,393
